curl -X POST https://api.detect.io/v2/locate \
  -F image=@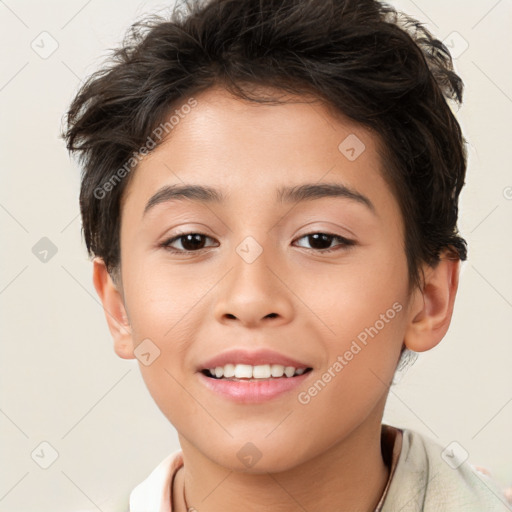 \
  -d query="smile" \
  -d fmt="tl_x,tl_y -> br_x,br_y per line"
202,363 -> 312,380
198,365 -> 313,403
